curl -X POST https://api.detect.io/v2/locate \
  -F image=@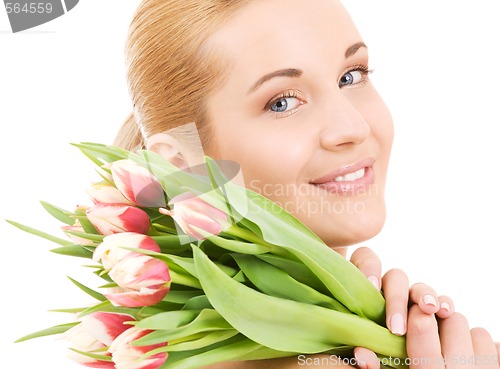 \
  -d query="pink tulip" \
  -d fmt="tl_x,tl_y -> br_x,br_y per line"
109,327 -> 167,369
65,312 -> 134,368
86,203 -> 150,235
93,233 -> 161,270
81,312 -> 135,346
111,159 -> 166,208
106,255 -> 171,307
162,193 -> 230,239
87,183 -> 131,205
